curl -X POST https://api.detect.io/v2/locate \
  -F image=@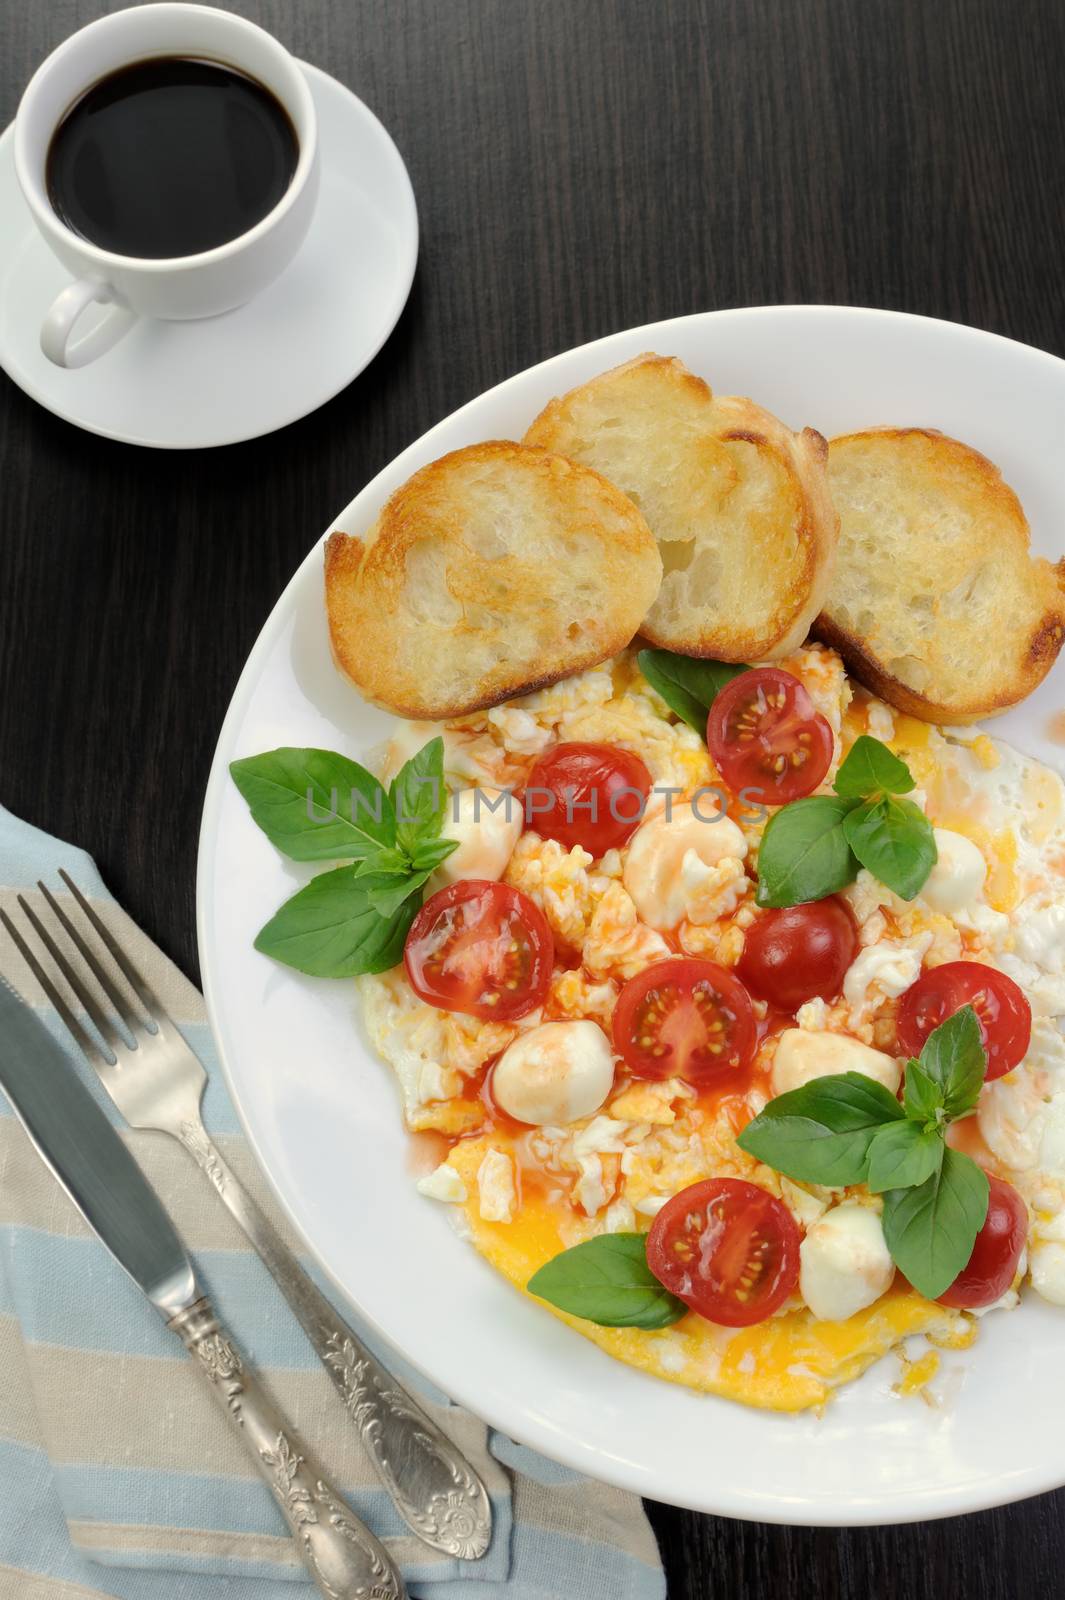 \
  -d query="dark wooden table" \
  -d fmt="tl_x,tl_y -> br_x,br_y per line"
3,2 -> 1063,1595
